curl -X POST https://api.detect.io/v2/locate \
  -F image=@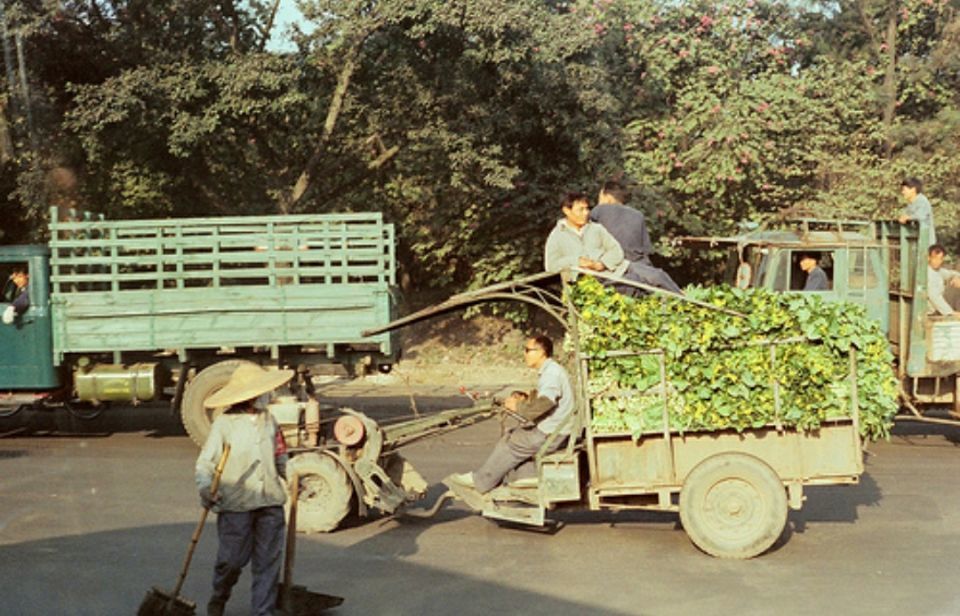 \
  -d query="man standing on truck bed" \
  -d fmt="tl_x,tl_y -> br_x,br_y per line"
196,364 -> 293,616
444,335 -> 573,509
899,177 -> 937,244
926,244 -> 960,316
